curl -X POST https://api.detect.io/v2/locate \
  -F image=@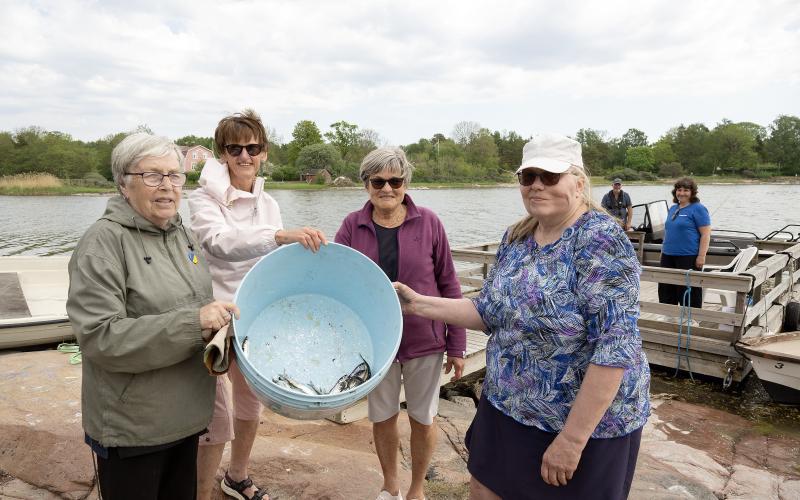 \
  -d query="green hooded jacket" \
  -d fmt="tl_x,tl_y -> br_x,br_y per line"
67,196 -> 216,447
